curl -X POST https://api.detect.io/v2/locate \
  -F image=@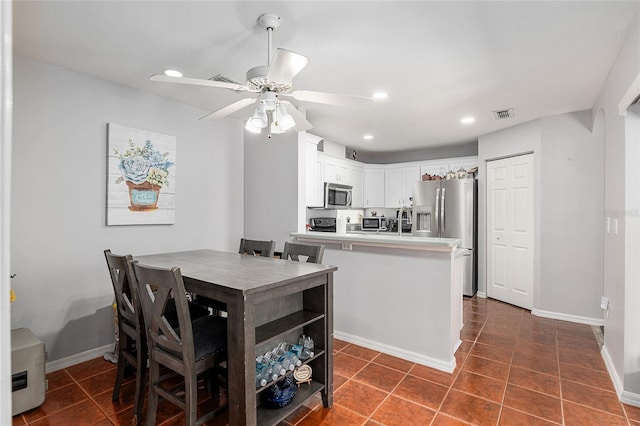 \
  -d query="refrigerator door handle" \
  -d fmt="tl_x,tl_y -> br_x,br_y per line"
441,187 -> 446,235
435,188 -> 440,234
